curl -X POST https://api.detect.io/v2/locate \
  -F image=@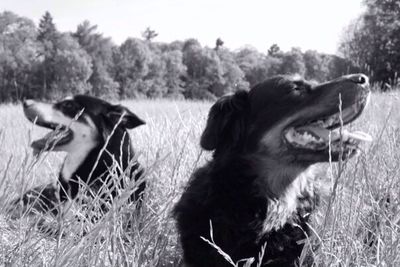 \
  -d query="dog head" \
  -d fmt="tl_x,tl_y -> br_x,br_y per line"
23,95 -> 145,154
201,74 -> 372,164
